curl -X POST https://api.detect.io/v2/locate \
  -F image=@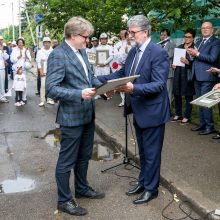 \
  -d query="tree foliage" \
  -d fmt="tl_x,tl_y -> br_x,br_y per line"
23,0 -> 220,40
